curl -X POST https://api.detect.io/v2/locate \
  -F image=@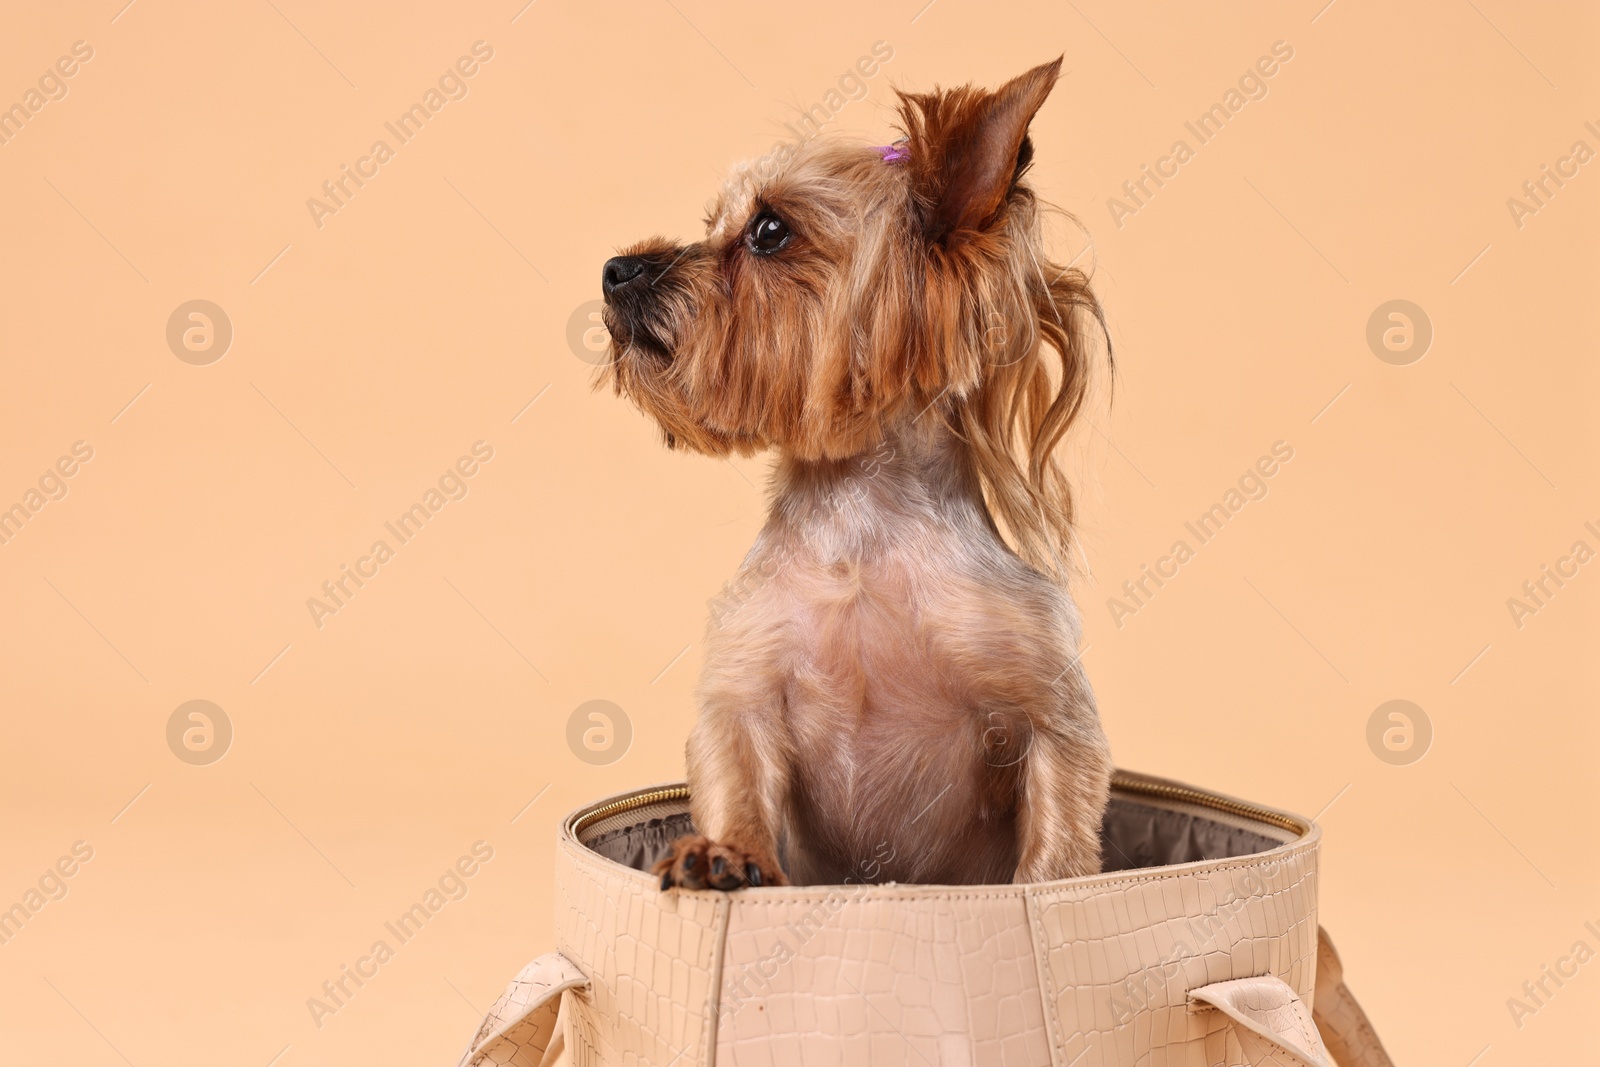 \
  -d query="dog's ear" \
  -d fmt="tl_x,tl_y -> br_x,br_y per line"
898,58 -> 1062,244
